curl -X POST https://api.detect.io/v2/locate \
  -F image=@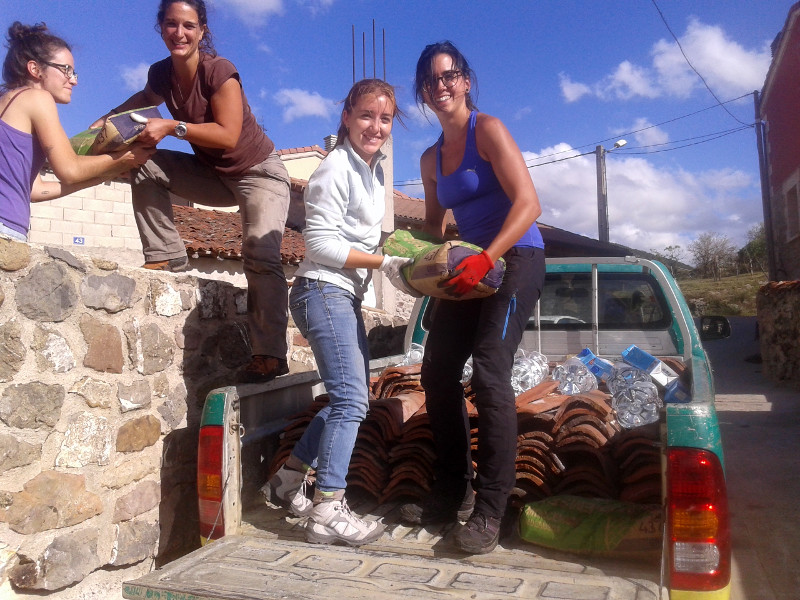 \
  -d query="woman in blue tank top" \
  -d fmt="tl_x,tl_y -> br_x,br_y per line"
398,41 -> 546,556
